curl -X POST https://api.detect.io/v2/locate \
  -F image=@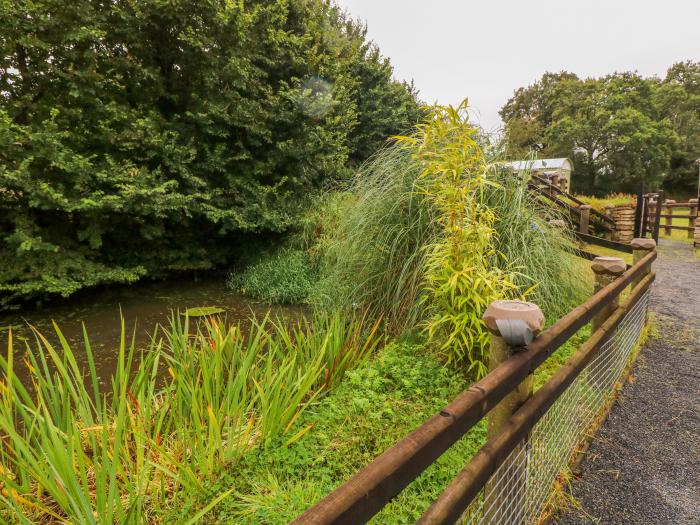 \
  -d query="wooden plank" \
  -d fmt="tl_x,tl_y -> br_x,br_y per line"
572,248 -> 601,261
653,191 -> 663,242
658,214 -> 696,219
291,251 -> 656,525
662,224 -> 694,231
417,273 -> 656,525
575,232 -> 634,253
